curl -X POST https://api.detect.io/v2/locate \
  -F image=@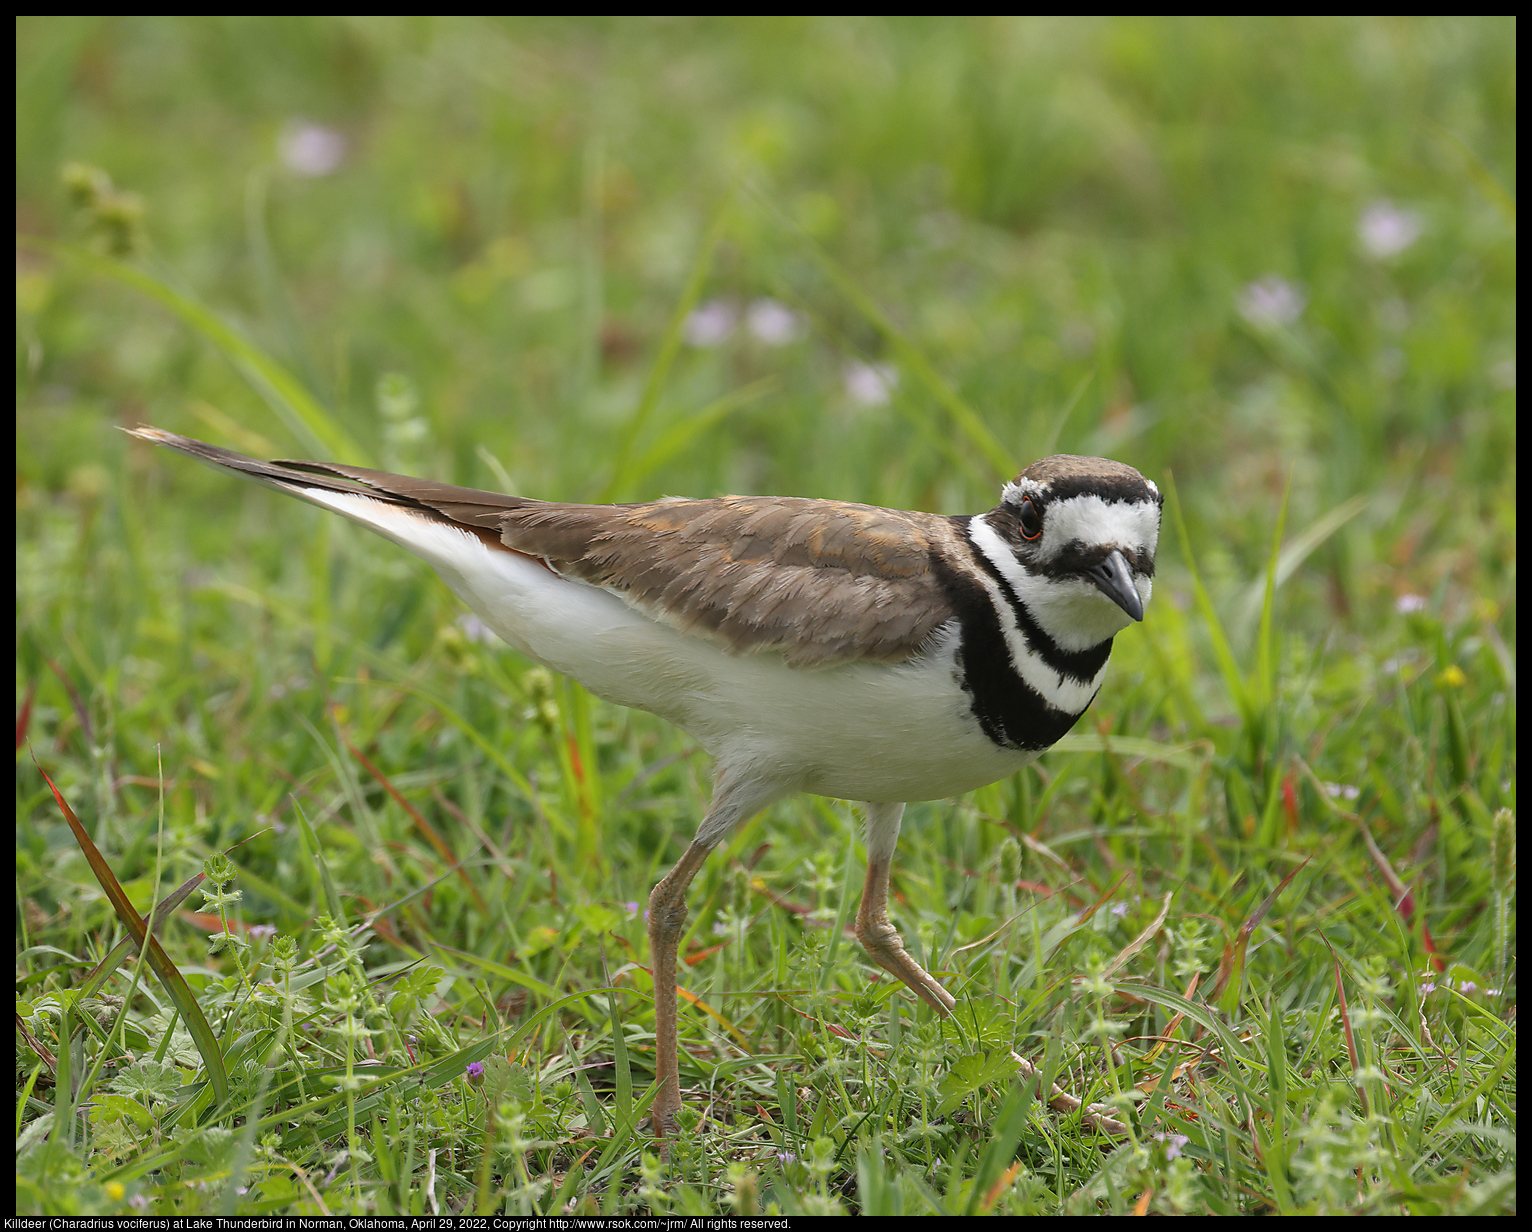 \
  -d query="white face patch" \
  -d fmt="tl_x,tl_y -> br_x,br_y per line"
1034,493 -> 1160,568
970,494 -> 1159,656
966,516 -> 1115,708
1020,569 -> 1150,651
